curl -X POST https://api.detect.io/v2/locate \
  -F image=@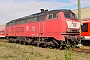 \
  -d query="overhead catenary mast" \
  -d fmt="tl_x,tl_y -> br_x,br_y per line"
78,0 -> 81,20
77,0 -> 82,47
